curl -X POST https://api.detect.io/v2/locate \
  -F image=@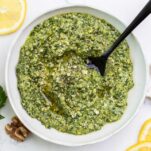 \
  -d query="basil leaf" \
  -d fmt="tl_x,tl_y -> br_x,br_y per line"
0,86 -> 7,119
0,115 -> 4,119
